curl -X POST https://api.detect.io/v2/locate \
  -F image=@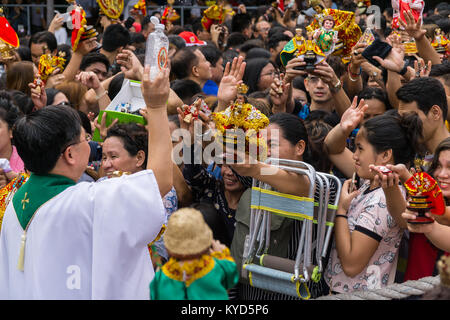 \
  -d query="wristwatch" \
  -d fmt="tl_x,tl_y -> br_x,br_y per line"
330,79 -> 342,93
